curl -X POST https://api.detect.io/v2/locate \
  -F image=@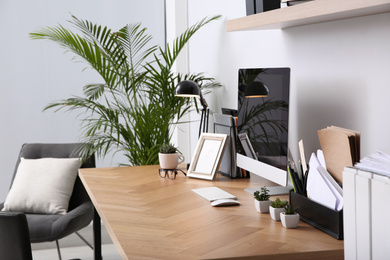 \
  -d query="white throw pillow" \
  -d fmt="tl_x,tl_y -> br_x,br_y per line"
2,157 -> 82,215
